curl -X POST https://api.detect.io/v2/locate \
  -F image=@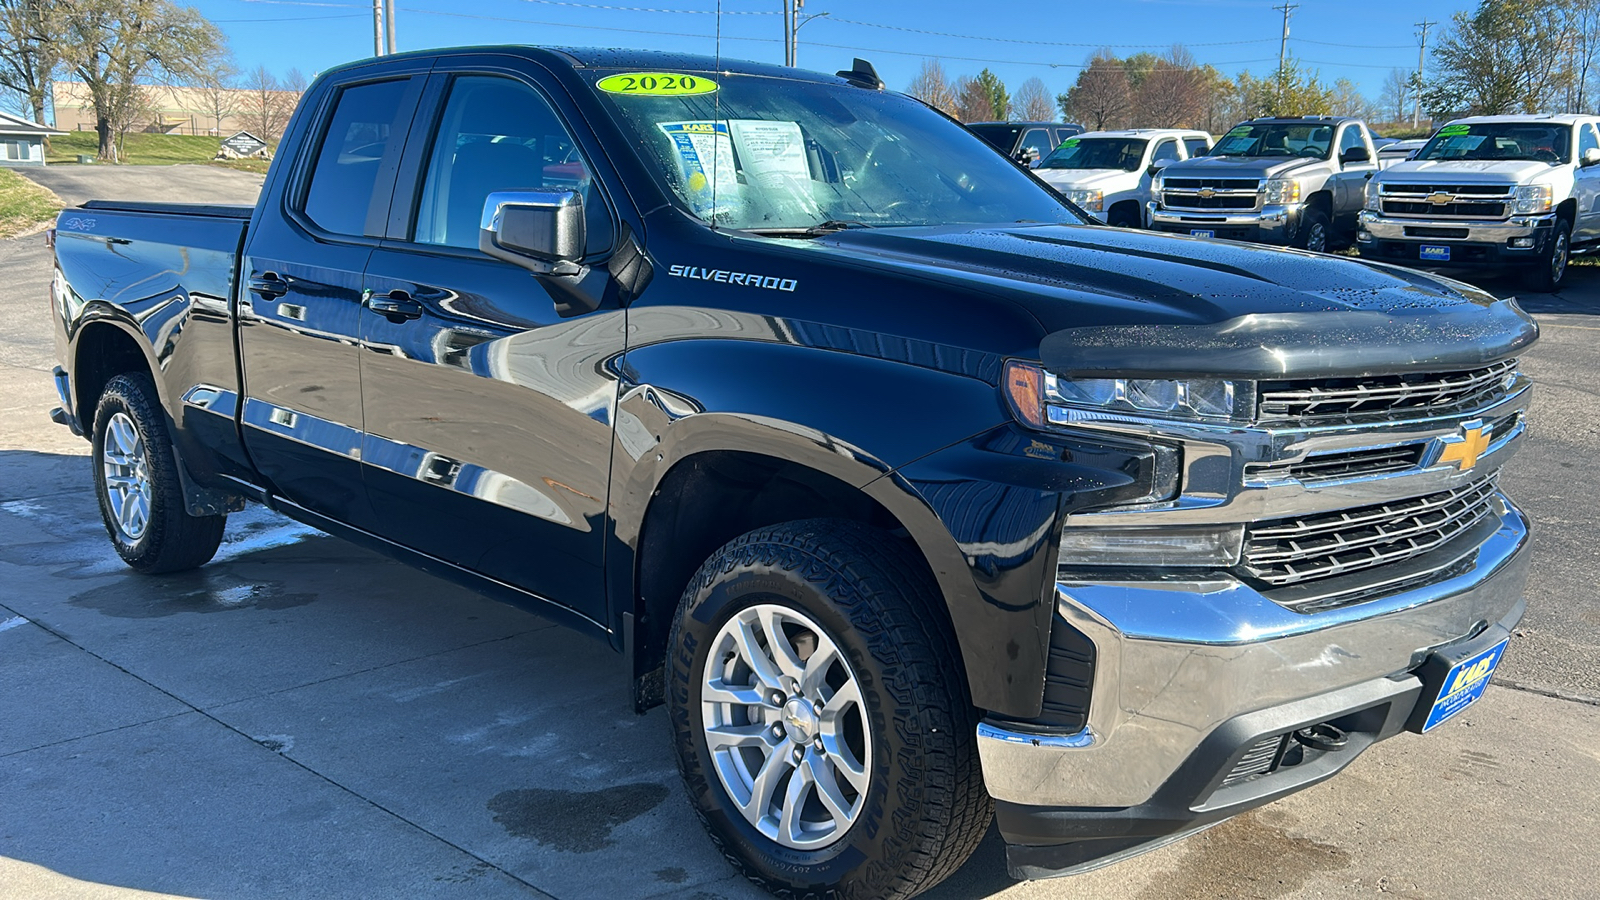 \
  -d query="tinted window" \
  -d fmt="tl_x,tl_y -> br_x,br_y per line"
1053,125 -> 1084,144
303,79 -> 410,236
968,124 -> 1024,152
1019,127 -> 1051,155
413,76 -> 611,254
1183,137 -> 1210,157
1151,139 -> 1180,162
